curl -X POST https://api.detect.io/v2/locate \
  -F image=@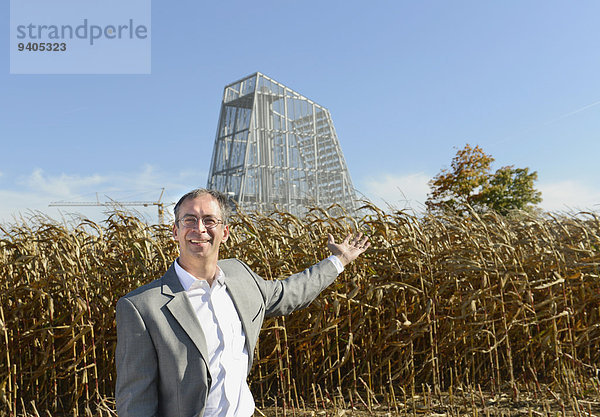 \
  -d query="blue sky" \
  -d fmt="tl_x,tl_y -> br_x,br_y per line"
2,1 -> 600,223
